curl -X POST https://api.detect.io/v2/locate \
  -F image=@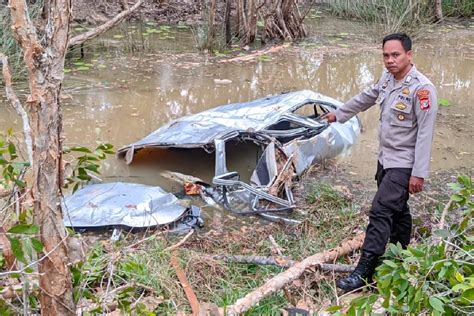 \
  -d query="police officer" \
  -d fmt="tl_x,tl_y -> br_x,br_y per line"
322,33 -> 438,292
